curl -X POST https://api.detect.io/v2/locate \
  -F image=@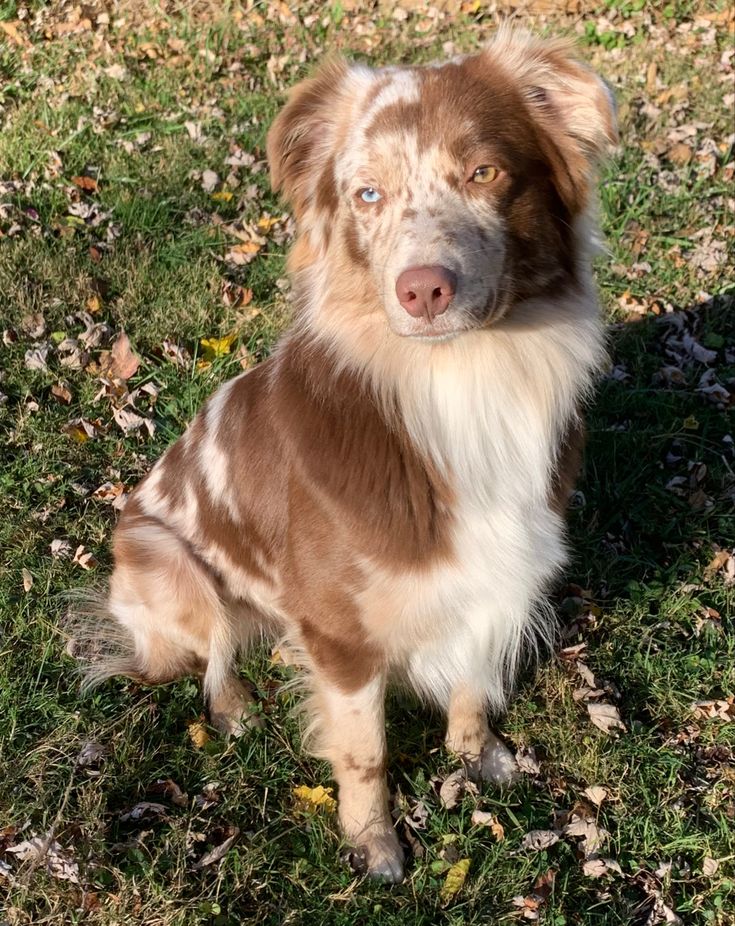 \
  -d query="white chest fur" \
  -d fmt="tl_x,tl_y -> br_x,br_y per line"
360,293 -> 605,709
